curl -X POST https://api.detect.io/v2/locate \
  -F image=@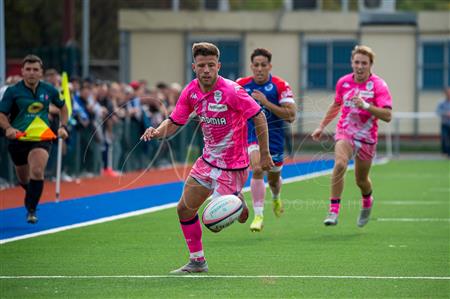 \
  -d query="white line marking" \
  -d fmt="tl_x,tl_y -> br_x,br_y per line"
0,203 -> 177,245
376,218 -> 450,222
429,187 -> 450,192
0,275 -> 448,280
380,201 -> 447,205
0,159 -> 388,244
